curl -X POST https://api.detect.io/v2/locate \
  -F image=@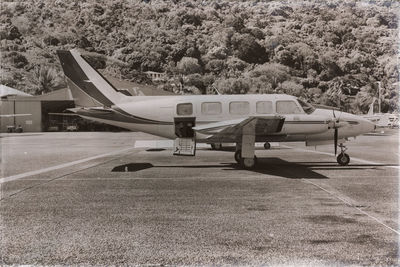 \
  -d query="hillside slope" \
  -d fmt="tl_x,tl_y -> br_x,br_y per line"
0,0 -> 398,113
